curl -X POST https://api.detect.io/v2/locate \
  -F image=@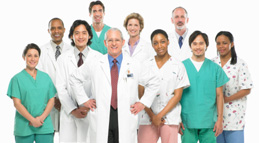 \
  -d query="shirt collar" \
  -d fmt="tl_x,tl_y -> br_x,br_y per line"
175,28 -> 188,40
108,53 -> 123,65
74,46 -> 89,58
51,40 -> 64,52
